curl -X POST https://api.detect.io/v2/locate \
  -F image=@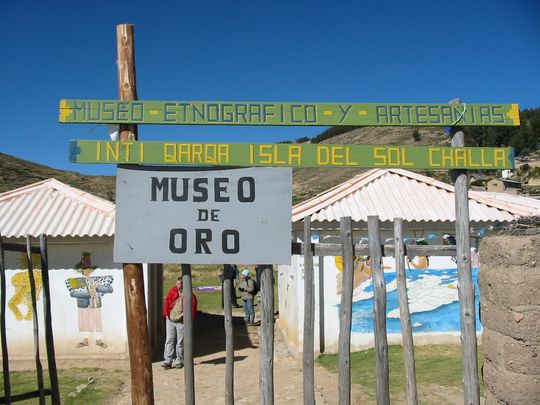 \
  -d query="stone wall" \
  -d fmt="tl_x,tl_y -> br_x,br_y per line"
479,232 -> 540,405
